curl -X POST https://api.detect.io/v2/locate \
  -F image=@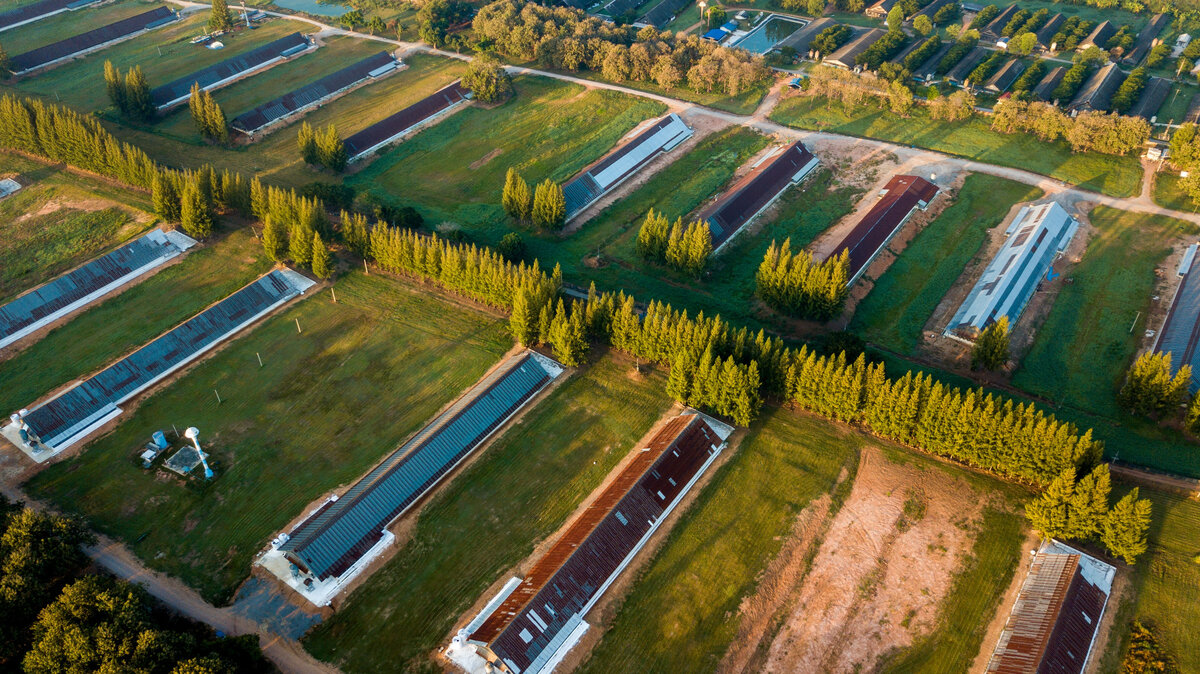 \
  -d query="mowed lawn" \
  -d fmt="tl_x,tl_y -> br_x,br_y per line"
579,407 -> 860,673
850,174 -> 1043,355
1,0 -> 164,55
0,227 -> 269,414
25,271 -> 513,604
1097,487 -> 1200,673
0,152 -> 157,303
302,352 -> 674,673
1012,207 -> 1197,419
769,95 -> 1143,198
115,52 -> 466,186
1,13 -> 310,112
1152,172 -> 1191,212
349,75 -> 666,224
